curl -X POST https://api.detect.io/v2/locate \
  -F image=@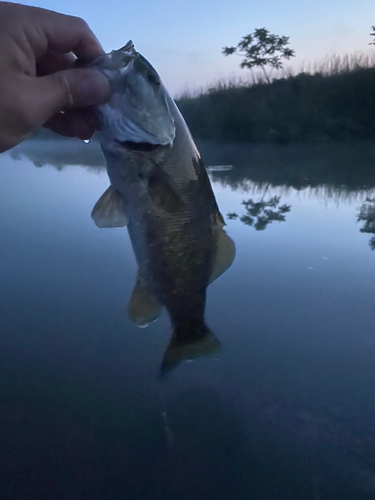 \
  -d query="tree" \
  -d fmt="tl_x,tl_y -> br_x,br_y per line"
370,26 -> 375,45
222,28 -> 295,84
